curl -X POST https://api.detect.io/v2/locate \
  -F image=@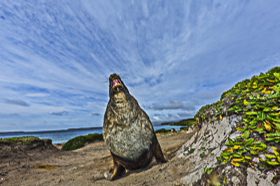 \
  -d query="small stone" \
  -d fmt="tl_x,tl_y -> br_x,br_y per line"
231,176 -> 240,185
267,146 -> 274,153
58,179 -> 61,183
252,157 -> 259,164
259,154 -> 266,161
